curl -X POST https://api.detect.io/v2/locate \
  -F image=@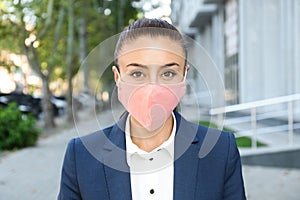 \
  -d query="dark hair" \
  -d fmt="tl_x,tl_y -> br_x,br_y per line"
114,18 -> 187,66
